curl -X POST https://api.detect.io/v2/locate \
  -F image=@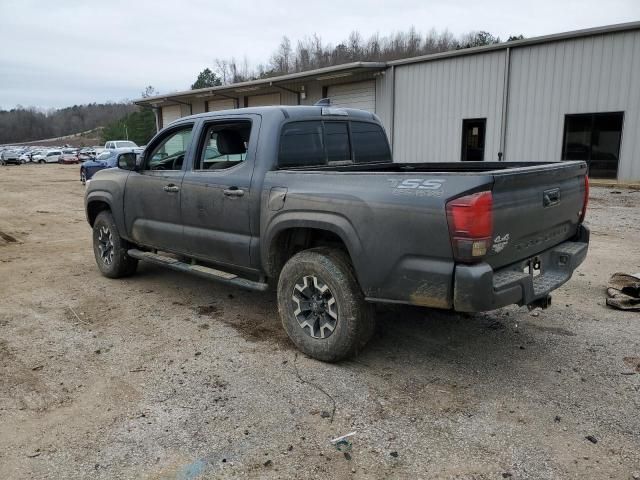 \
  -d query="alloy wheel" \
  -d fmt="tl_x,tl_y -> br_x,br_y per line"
97,225 -> 114,266
292,275 -> 338,339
